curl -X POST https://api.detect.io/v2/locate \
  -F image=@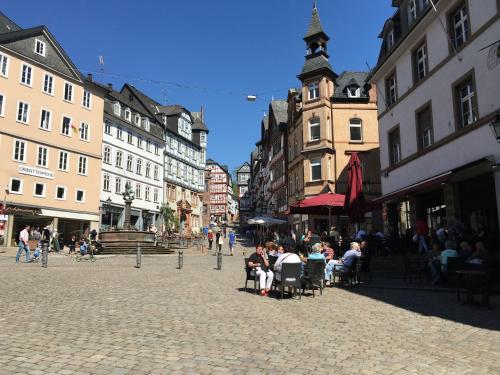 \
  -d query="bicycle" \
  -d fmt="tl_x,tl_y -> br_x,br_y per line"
76,243 -> 96,263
